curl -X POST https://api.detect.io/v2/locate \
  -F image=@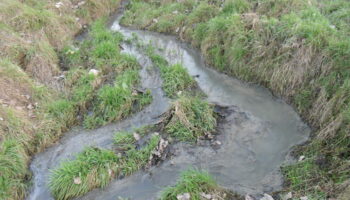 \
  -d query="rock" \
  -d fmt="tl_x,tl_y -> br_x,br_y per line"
27,104 -> 34,110
200,192 -> 212,199
260,194 -> 274,200
55,2 -> 64,8
73,177 -> 81,184
133,133 -> 141,141
300,197 -> 308,200
283,192 -> 292,200
245,195 -> 255,200
298,155 -> 305,161
172,10 -> 179,14
0,117 -> 3,121
175,27 -> 180,33
177,193 -> 190,200
77,1 -> 86,6
89,69 -> 99,76
213,140 -> 222,145
152,18 -> 158,23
